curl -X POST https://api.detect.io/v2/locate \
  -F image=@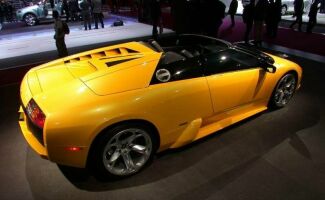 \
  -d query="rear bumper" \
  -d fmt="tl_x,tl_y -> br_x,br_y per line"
18,107 -> 48,159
